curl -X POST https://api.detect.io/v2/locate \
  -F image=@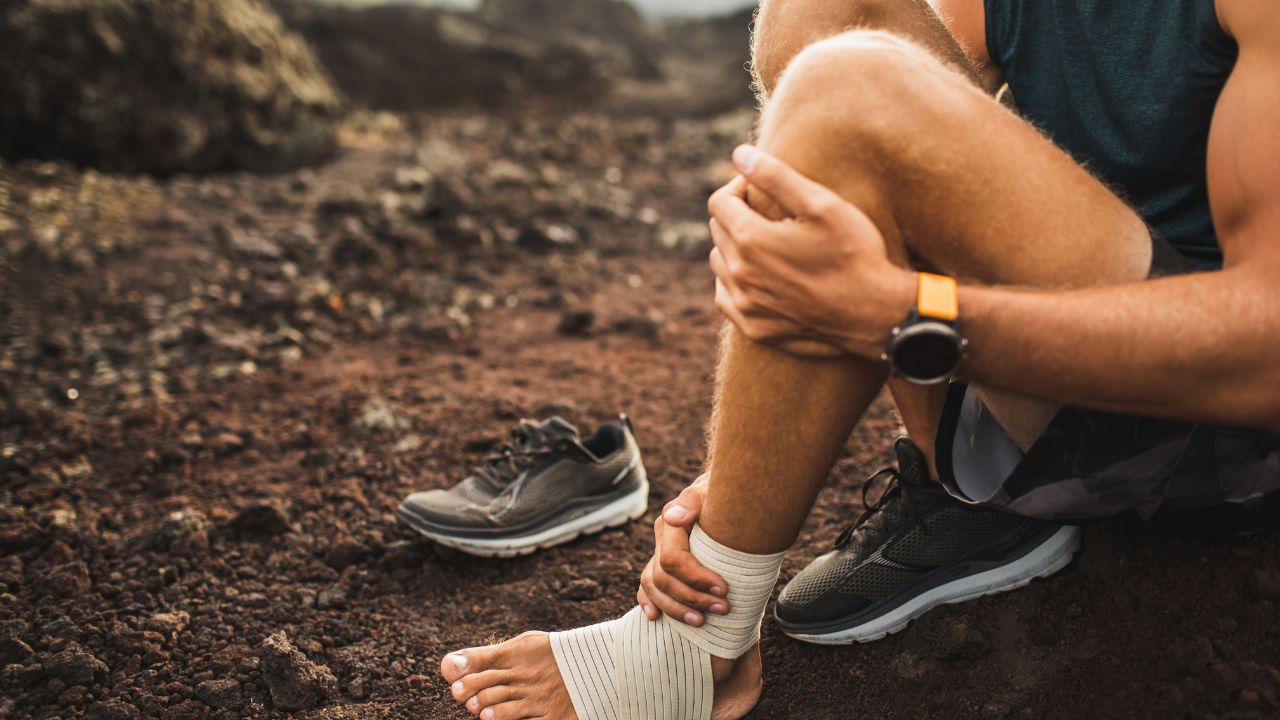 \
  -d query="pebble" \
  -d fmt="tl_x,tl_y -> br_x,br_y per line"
259,631 -> 337,711
317,587 -> 348,610
559,578 -> 603,601
557,308 -> 596,336
195,678 -> 242,709
42,644 -> 108,686
229,503 -> 291,536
